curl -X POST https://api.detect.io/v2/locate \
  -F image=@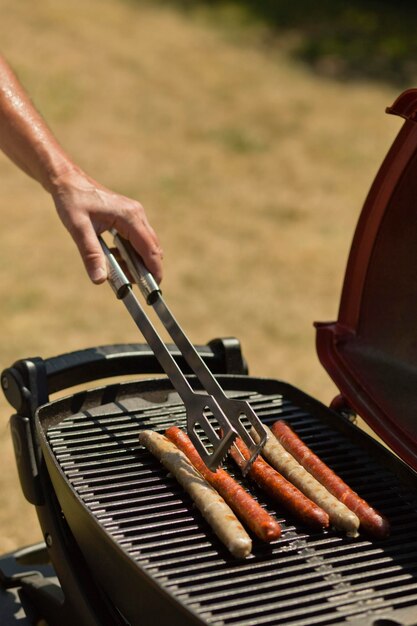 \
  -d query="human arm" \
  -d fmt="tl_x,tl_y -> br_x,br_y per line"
0,55 -> 163,284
